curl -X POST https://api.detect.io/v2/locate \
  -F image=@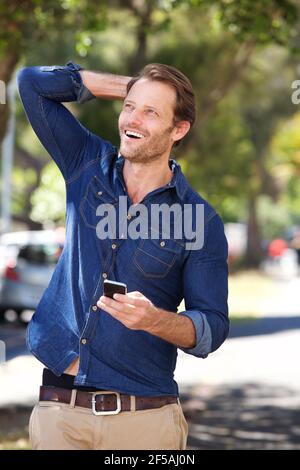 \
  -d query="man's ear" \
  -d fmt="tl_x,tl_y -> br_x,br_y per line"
172,121 -> 191,144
